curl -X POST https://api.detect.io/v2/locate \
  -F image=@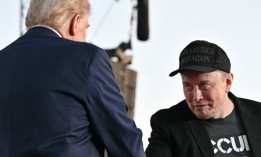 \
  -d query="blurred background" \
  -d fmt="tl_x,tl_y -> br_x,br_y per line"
1,0 -> 261,148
